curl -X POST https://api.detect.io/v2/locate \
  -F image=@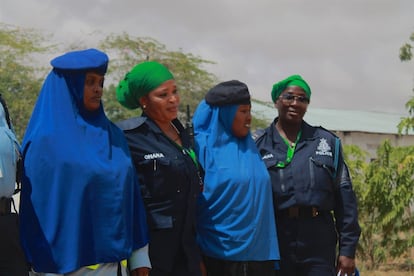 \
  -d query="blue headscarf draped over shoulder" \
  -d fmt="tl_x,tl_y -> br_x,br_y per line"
20,49 -> 148,274
0,96 -> 20,198
193,80 -> 280,261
